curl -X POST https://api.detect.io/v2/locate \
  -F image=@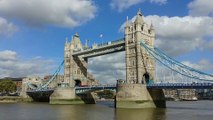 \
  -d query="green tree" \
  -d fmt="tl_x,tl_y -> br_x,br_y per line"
0,80 -> 17,94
